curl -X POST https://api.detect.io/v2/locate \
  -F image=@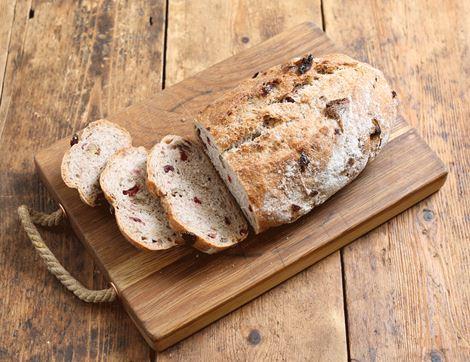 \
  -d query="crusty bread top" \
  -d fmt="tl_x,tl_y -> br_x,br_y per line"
147,135 -> 249,254
61,120 -> 132,206
100,146 -> 180,251
195,53 -> 398,232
